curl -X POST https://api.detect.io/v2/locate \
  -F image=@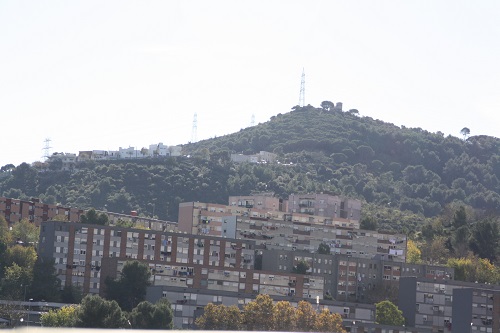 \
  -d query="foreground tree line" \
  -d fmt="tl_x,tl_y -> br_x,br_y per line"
40,294 -> 173,329
195,294 -> 404,331
195,294 -> 346,332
